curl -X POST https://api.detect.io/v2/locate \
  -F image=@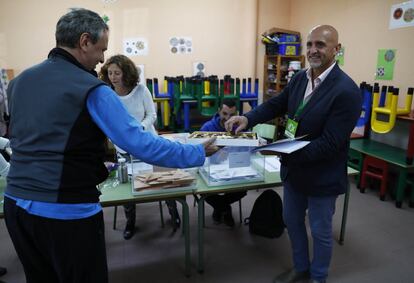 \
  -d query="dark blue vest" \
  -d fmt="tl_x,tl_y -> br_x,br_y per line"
6,55 -> 108,203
